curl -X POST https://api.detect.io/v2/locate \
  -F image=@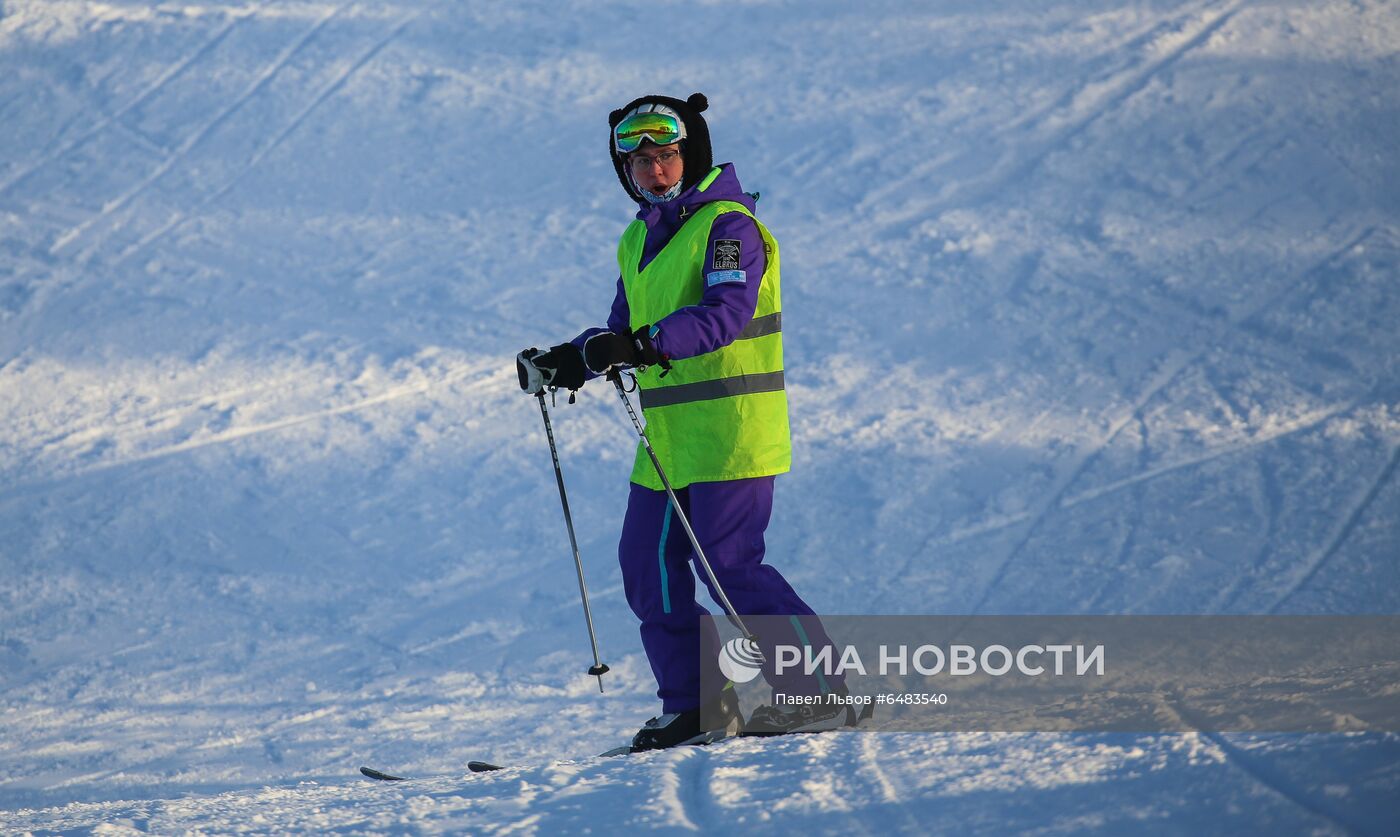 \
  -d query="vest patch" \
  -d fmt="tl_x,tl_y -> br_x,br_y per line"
706,270 -> 746,287
712,239 -> 742,271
